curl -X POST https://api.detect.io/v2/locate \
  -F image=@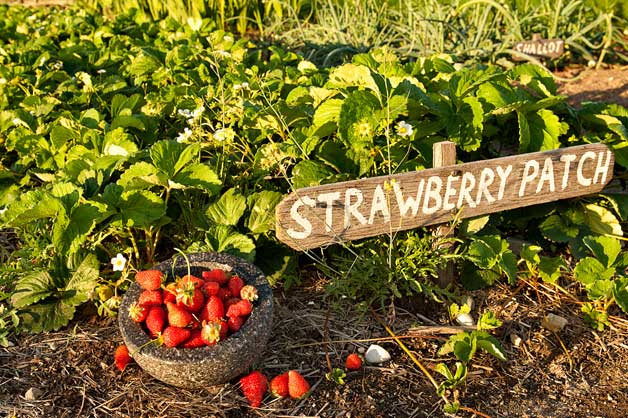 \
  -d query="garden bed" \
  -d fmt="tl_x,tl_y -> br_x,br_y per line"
1,275 -> 628,418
